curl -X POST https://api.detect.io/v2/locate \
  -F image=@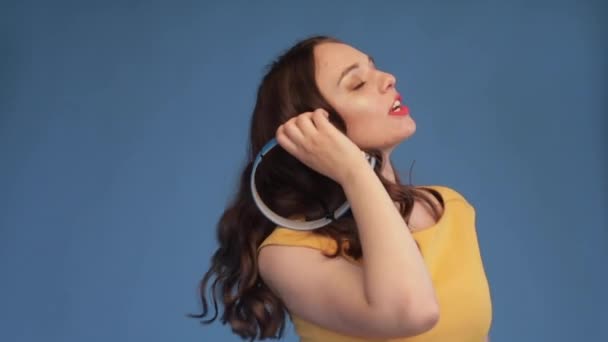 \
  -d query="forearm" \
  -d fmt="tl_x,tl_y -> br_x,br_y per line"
341,164 -> 437,315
